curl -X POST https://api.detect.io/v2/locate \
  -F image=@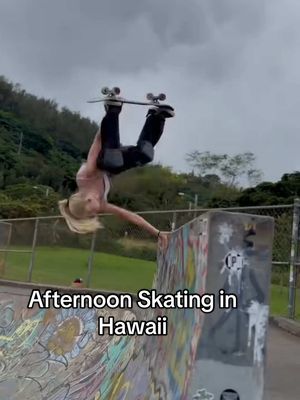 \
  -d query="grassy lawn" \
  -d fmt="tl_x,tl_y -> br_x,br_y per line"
117,237 -> 156,251
270,285 -> 300,319
1,246 -> 300,319
2,246 -> 156,293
